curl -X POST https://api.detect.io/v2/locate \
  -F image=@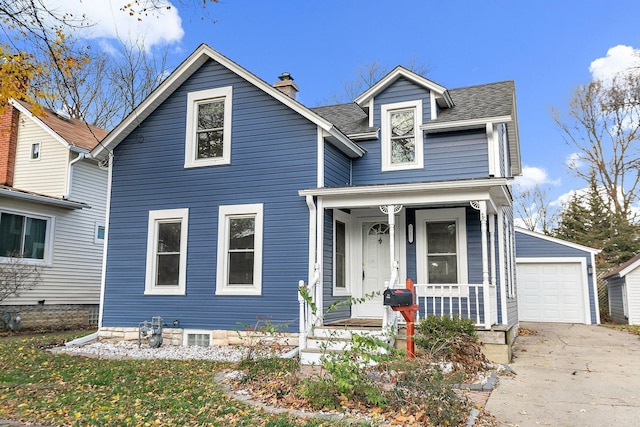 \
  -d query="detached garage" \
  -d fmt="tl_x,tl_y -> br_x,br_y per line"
515,228 -> 600,325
